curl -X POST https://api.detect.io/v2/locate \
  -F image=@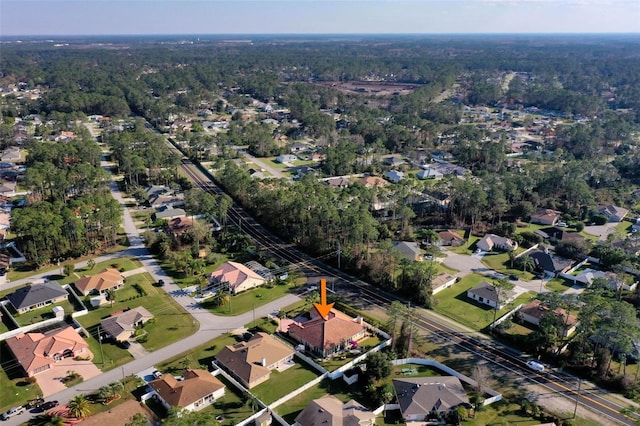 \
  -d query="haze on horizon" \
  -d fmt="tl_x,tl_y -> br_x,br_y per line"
1,0 -> 639,37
